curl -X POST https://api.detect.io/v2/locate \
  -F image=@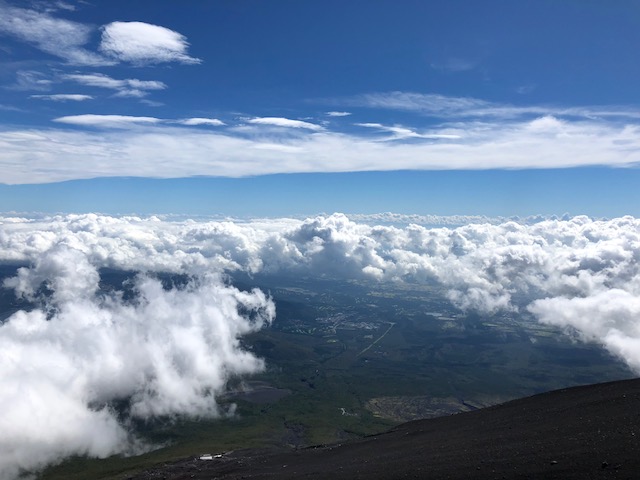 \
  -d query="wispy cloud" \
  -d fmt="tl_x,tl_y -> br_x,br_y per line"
0,4 -> 110,66
345,91 -> 640,121
326,111 -> 351,117
53,114 -> 162,127
177,118 -> 225,126
6,70 -> 53,91
99,21 -> 201,65
0,103 -> 23,111
30,93 -> 93,101
53,114 -> 225,128
248,117 -> 324,131
356,122 -> 462,141
515,84 -> 537,95
430,57 -> 479,73
62,73 -> 167,98
38,1 -> 77,13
